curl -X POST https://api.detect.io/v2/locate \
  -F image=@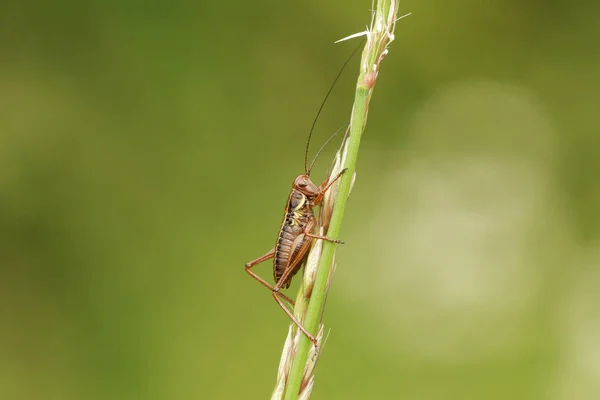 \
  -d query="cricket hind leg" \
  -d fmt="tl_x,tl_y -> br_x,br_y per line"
245,248 -> 295,306
272,291 -> 318,346
270,238 -> 320,346
246,251 -> 318,345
